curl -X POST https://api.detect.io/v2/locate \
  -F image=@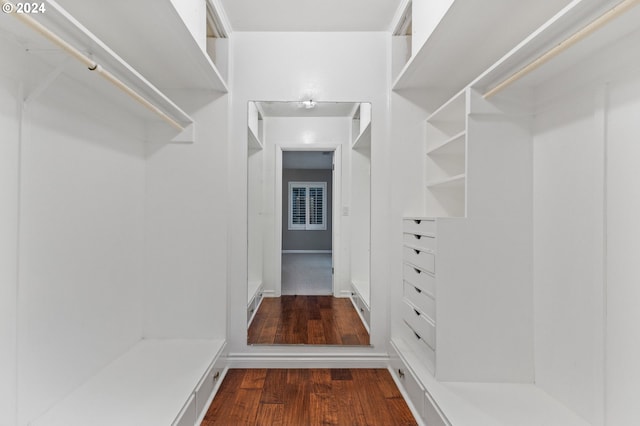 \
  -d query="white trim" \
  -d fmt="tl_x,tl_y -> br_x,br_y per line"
228,353 -> 387,369
282,250 -> 332,254
275,144 -> 342,299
